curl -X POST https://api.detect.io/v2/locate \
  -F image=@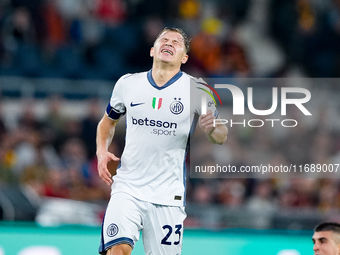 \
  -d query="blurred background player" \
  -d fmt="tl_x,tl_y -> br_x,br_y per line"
312,222 -> 340,255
